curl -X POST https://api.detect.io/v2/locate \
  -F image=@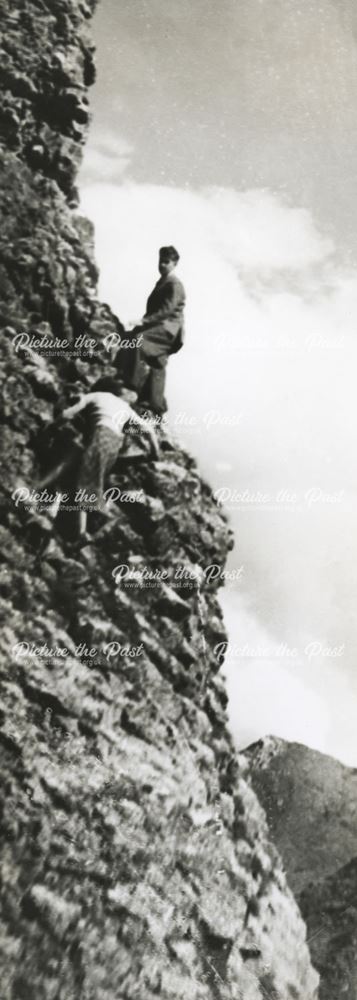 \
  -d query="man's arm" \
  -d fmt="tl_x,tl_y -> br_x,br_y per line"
62,396 -> 89,420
